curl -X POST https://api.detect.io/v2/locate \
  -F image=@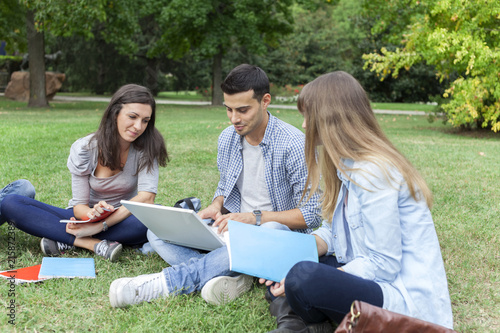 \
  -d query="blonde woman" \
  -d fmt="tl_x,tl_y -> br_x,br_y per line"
261,71 -> 453,330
